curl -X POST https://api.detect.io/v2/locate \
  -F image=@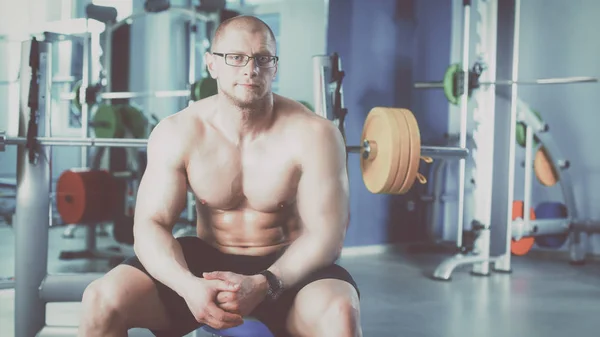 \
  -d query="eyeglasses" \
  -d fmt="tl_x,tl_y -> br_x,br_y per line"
213,52 -> 279,68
